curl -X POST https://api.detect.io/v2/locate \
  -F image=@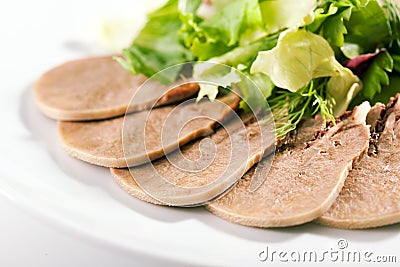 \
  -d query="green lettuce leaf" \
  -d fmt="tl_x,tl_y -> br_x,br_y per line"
193,62 -> 241,101
250,30 -> 342,91
238,72 -> 274,111
193,63 -> 274,110
180,0 -> 265,60
259,0 -> 317,33
192,32 -> 278,105
308,0 -> 395,56
192,63 -> 275,114
344,0 -> 391,54
117,0 -> 194,84
327,66 -> 361,115
206,32 -> 278,68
